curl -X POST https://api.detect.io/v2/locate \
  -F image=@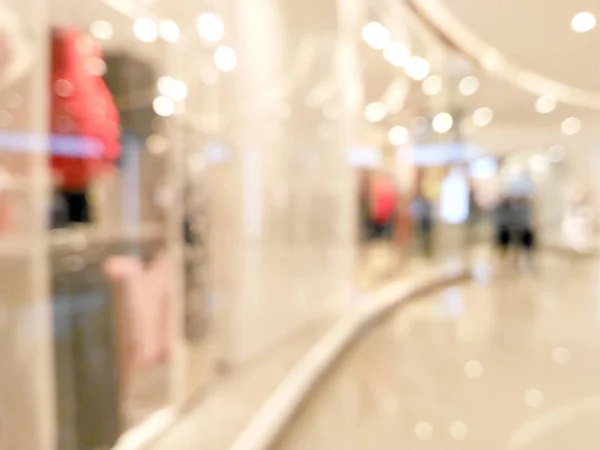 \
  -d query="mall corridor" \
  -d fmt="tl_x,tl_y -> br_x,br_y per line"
274,251 -> 600,450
